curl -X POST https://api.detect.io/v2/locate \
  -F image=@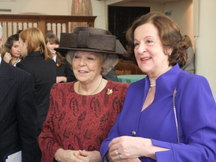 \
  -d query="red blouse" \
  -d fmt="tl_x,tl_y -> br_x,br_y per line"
38,81 -> 129,162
